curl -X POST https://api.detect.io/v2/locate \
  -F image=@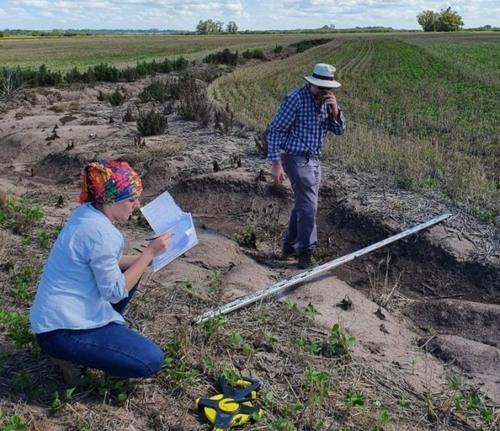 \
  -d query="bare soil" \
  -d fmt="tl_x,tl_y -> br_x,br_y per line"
0,77 -> 498,430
